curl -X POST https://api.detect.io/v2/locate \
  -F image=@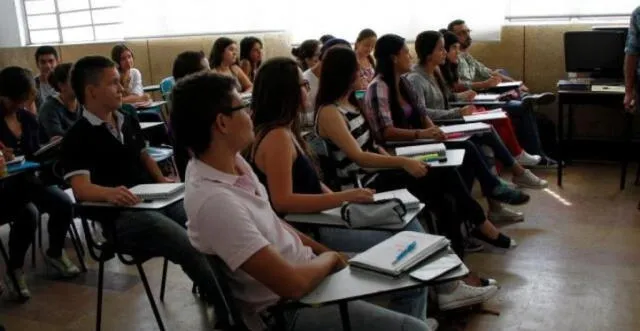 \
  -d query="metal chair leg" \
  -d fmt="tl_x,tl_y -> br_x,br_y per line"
70,220 -> 85,257
136,263 -> 166,331
159,258 -> 168,302
68,228 -> 87,272
96,259 -> 105,331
